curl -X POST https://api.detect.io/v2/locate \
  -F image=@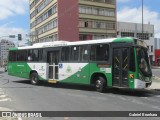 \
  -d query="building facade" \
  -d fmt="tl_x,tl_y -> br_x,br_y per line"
154,38 -> 160,49
117,21 -> 154,63
30,0 -> 117,43
0,39 -> 15,66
